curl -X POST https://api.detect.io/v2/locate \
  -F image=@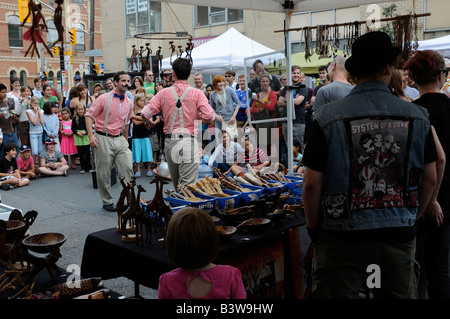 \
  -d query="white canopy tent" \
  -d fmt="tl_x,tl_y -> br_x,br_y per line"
417,35 -> 450,58
160,27 -> 285,75
153,0 -> 401,174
